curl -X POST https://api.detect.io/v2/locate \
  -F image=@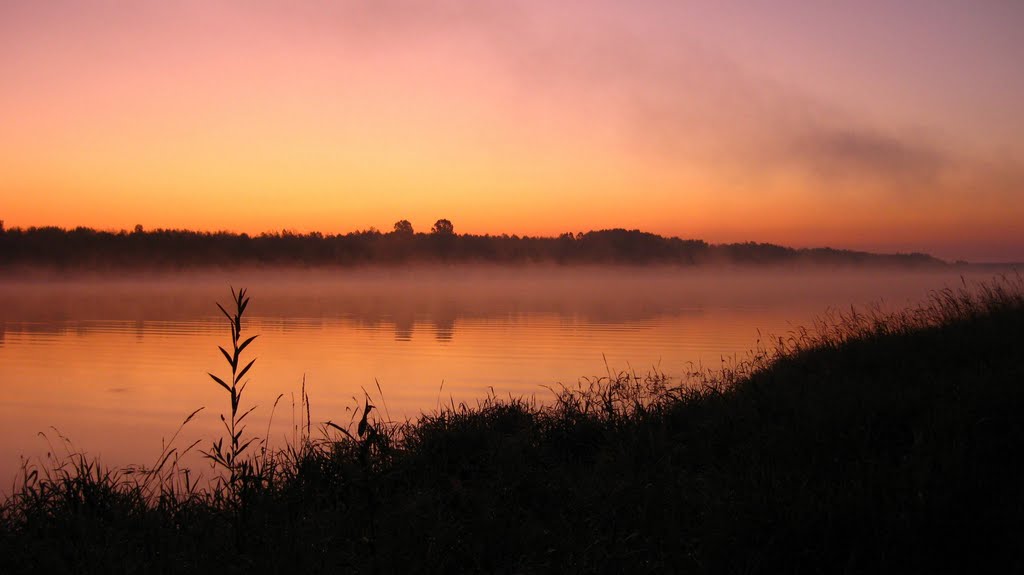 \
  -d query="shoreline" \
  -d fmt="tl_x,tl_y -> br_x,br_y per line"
3,276 -> 1022,571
